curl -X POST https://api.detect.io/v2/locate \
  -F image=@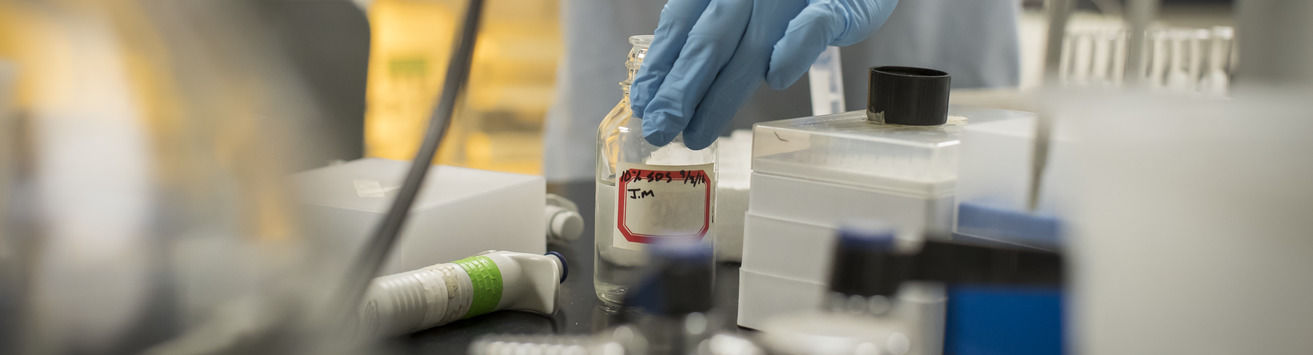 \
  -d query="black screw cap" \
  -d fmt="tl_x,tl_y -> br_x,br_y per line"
867,66 -> 951,126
